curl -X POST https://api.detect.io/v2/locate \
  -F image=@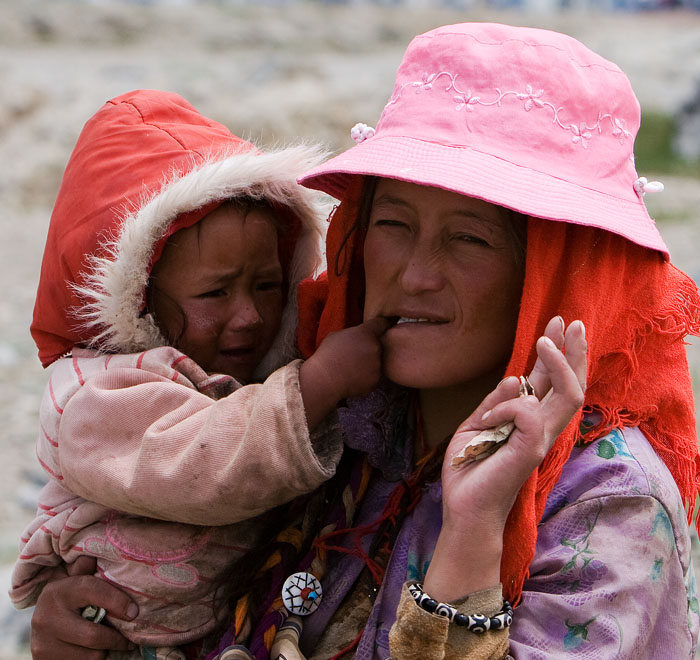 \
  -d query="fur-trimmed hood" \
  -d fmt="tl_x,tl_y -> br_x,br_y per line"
32,89 -> 329,372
